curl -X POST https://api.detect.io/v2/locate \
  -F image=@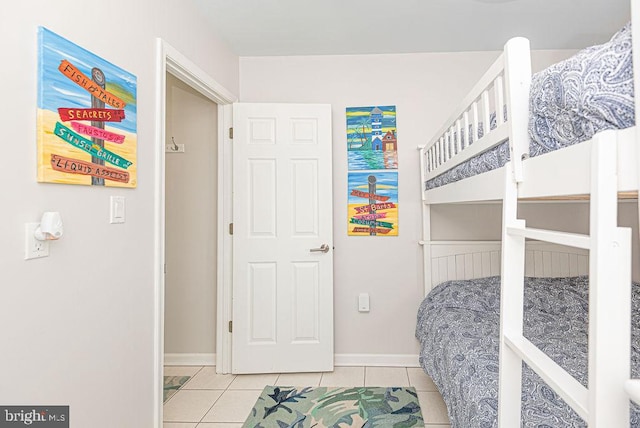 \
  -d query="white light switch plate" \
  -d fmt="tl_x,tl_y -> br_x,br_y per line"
110,196 -> 125,224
